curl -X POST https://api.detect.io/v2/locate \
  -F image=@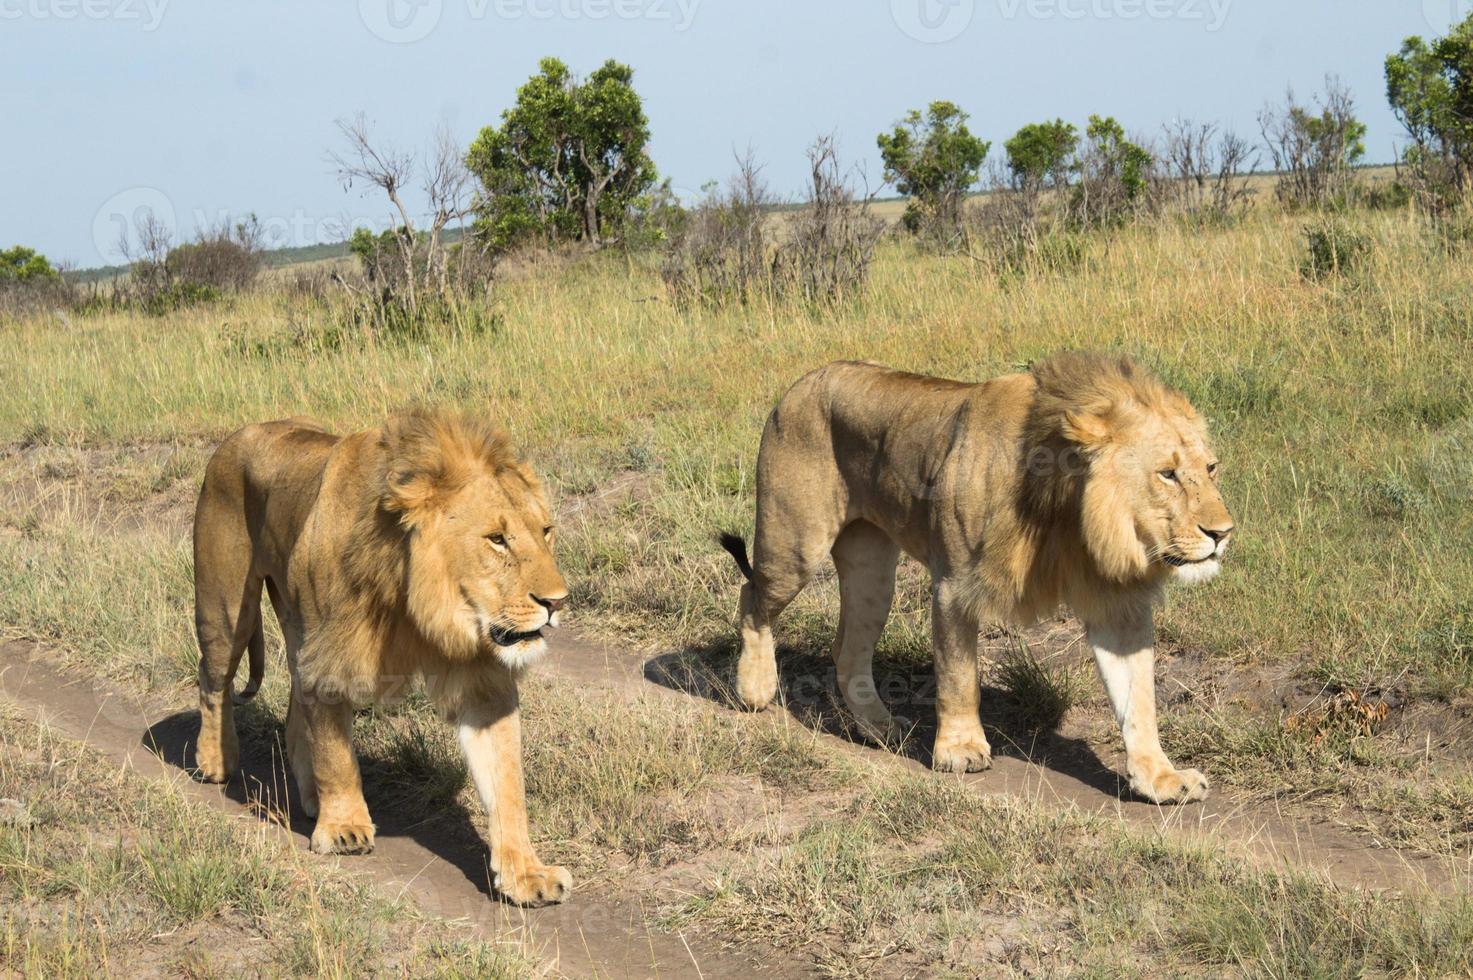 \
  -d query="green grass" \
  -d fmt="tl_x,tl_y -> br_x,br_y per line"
8,208 -> 1470,701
